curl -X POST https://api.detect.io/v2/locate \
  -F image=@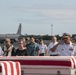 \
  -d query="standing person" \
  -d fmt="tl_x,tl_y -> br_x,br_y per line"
48,36 -> 58,56
39,39 -> 48,56
26,37 -> 40,56
2,38 -> 16,56
16,40 -> 28,56
51,33 -> 76,56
